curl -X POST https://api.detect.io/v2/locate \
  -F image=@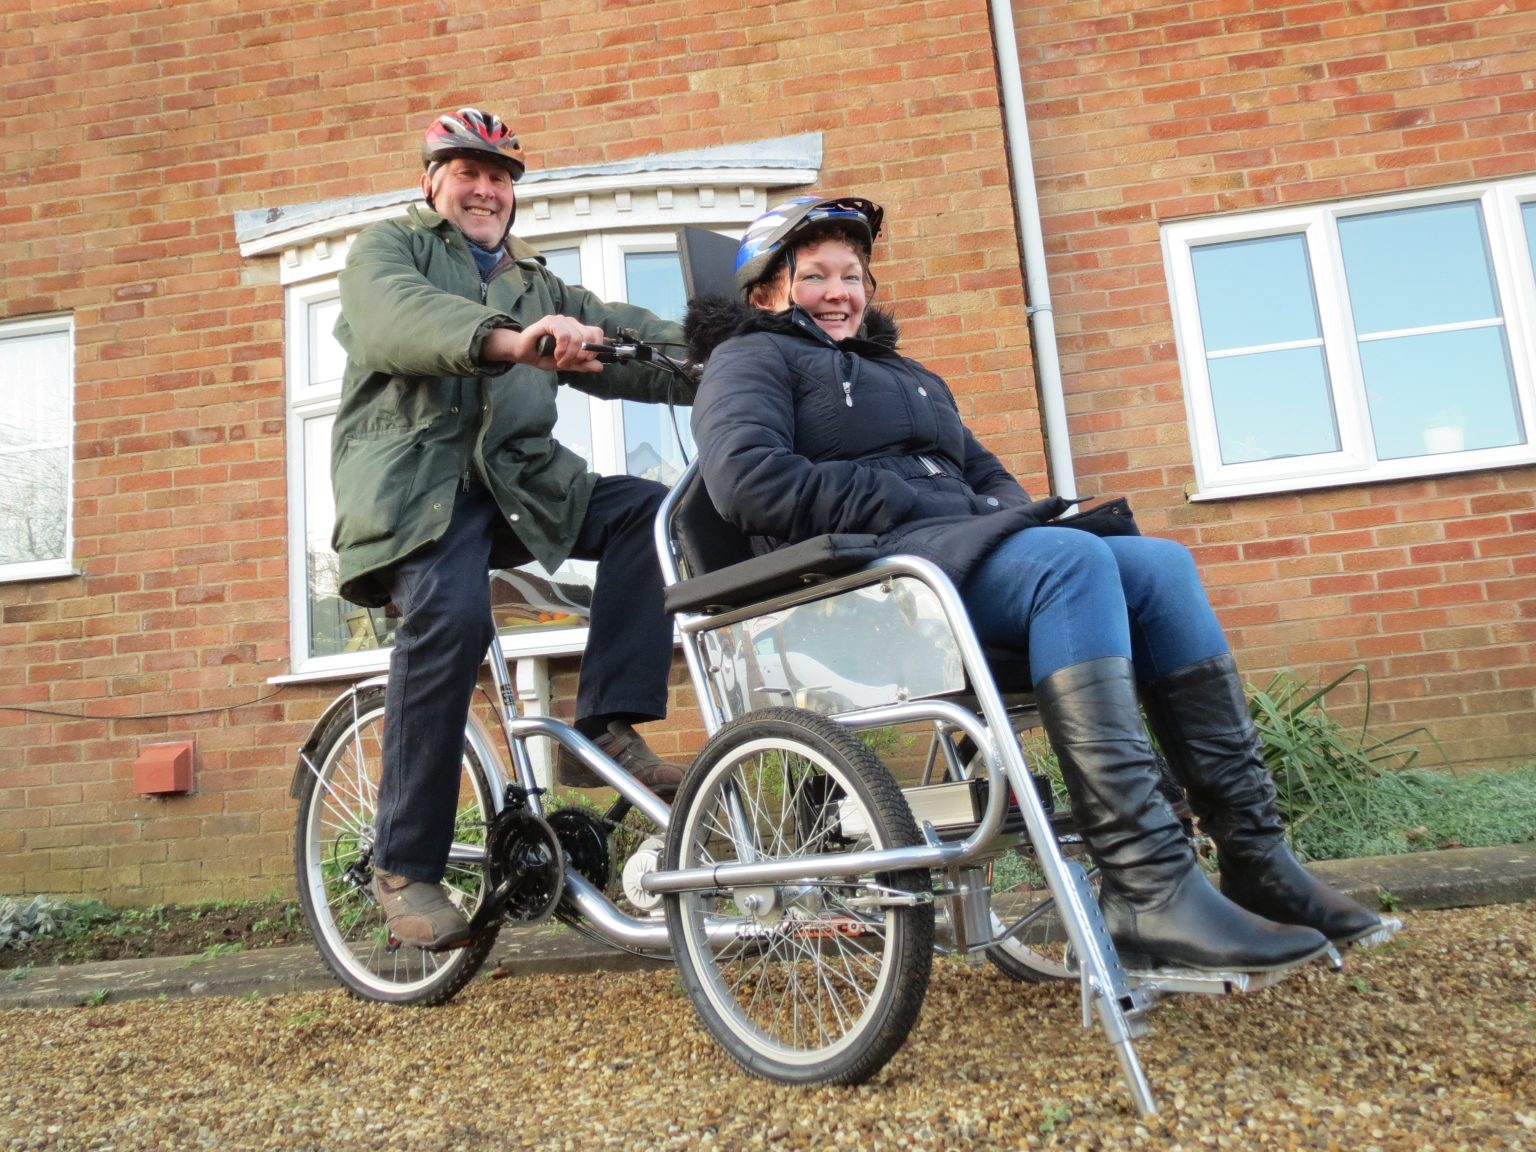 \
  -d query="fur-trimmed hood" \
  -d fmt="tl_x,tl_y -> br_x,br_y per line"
684,295 -> 900,365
